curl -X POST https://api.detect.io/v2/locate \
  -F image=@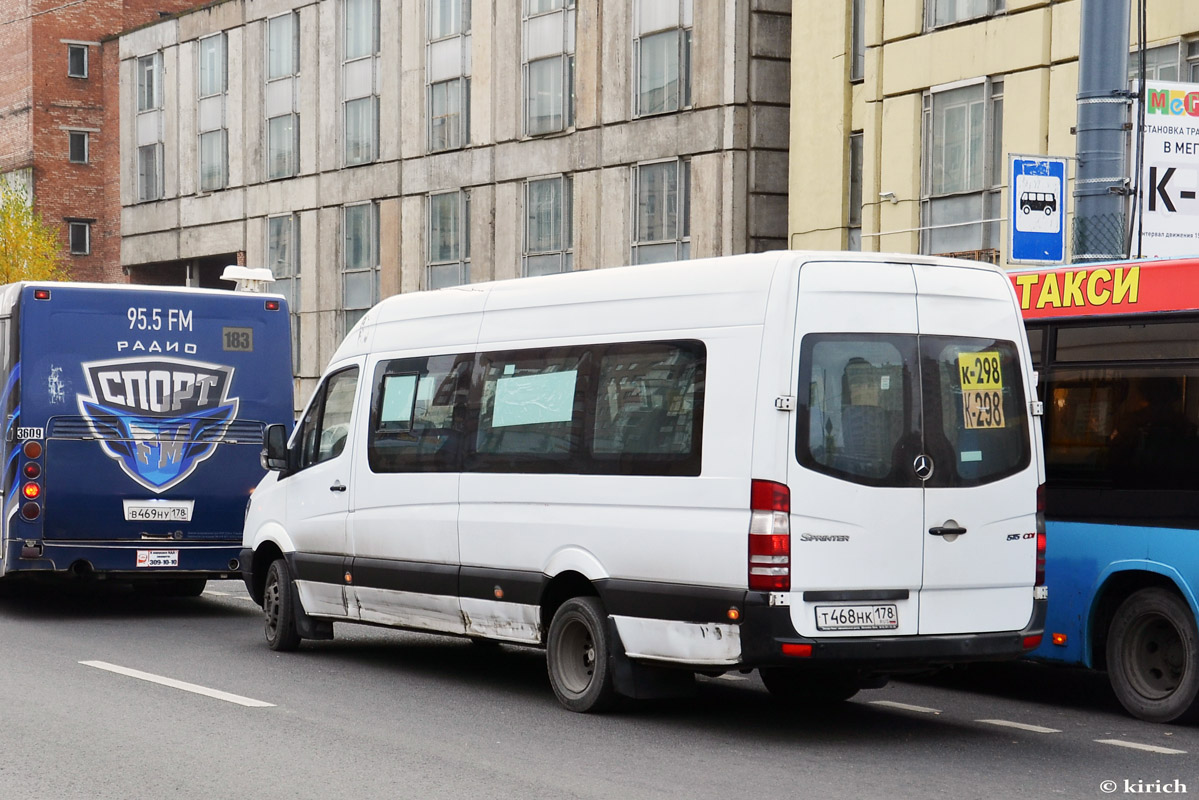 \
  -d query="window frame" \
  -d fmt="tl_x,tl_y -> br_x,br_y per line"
294,366 -> 361,472
68,130 -> 89,164
342,201 -> 380,336
924,0 -> 1005,31
522,0 -> 576,136
632,157 -> 691,264
920,76 -> 1004,258
633,0 -> 693,118
136,52 -> 162,113
67,220 -> 91,255
137,143 -> 163,203
197,32 -> 227,99
427,189 -> 471,289
524,174 -> 573,276
68,44 -> 89,78
267,213 -> 302,374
